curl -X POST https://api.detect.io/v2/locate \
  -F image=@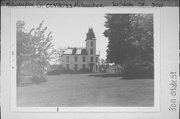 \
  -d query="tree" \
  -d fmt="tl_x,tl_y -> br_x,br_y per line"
129,14 -> 154,63
104,14 -> 133,64
104,14 -> 154,77
17,20 -> 54,83
16,21 -> 32,76
53,47 -> 66,65
28,20 -> 54,77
